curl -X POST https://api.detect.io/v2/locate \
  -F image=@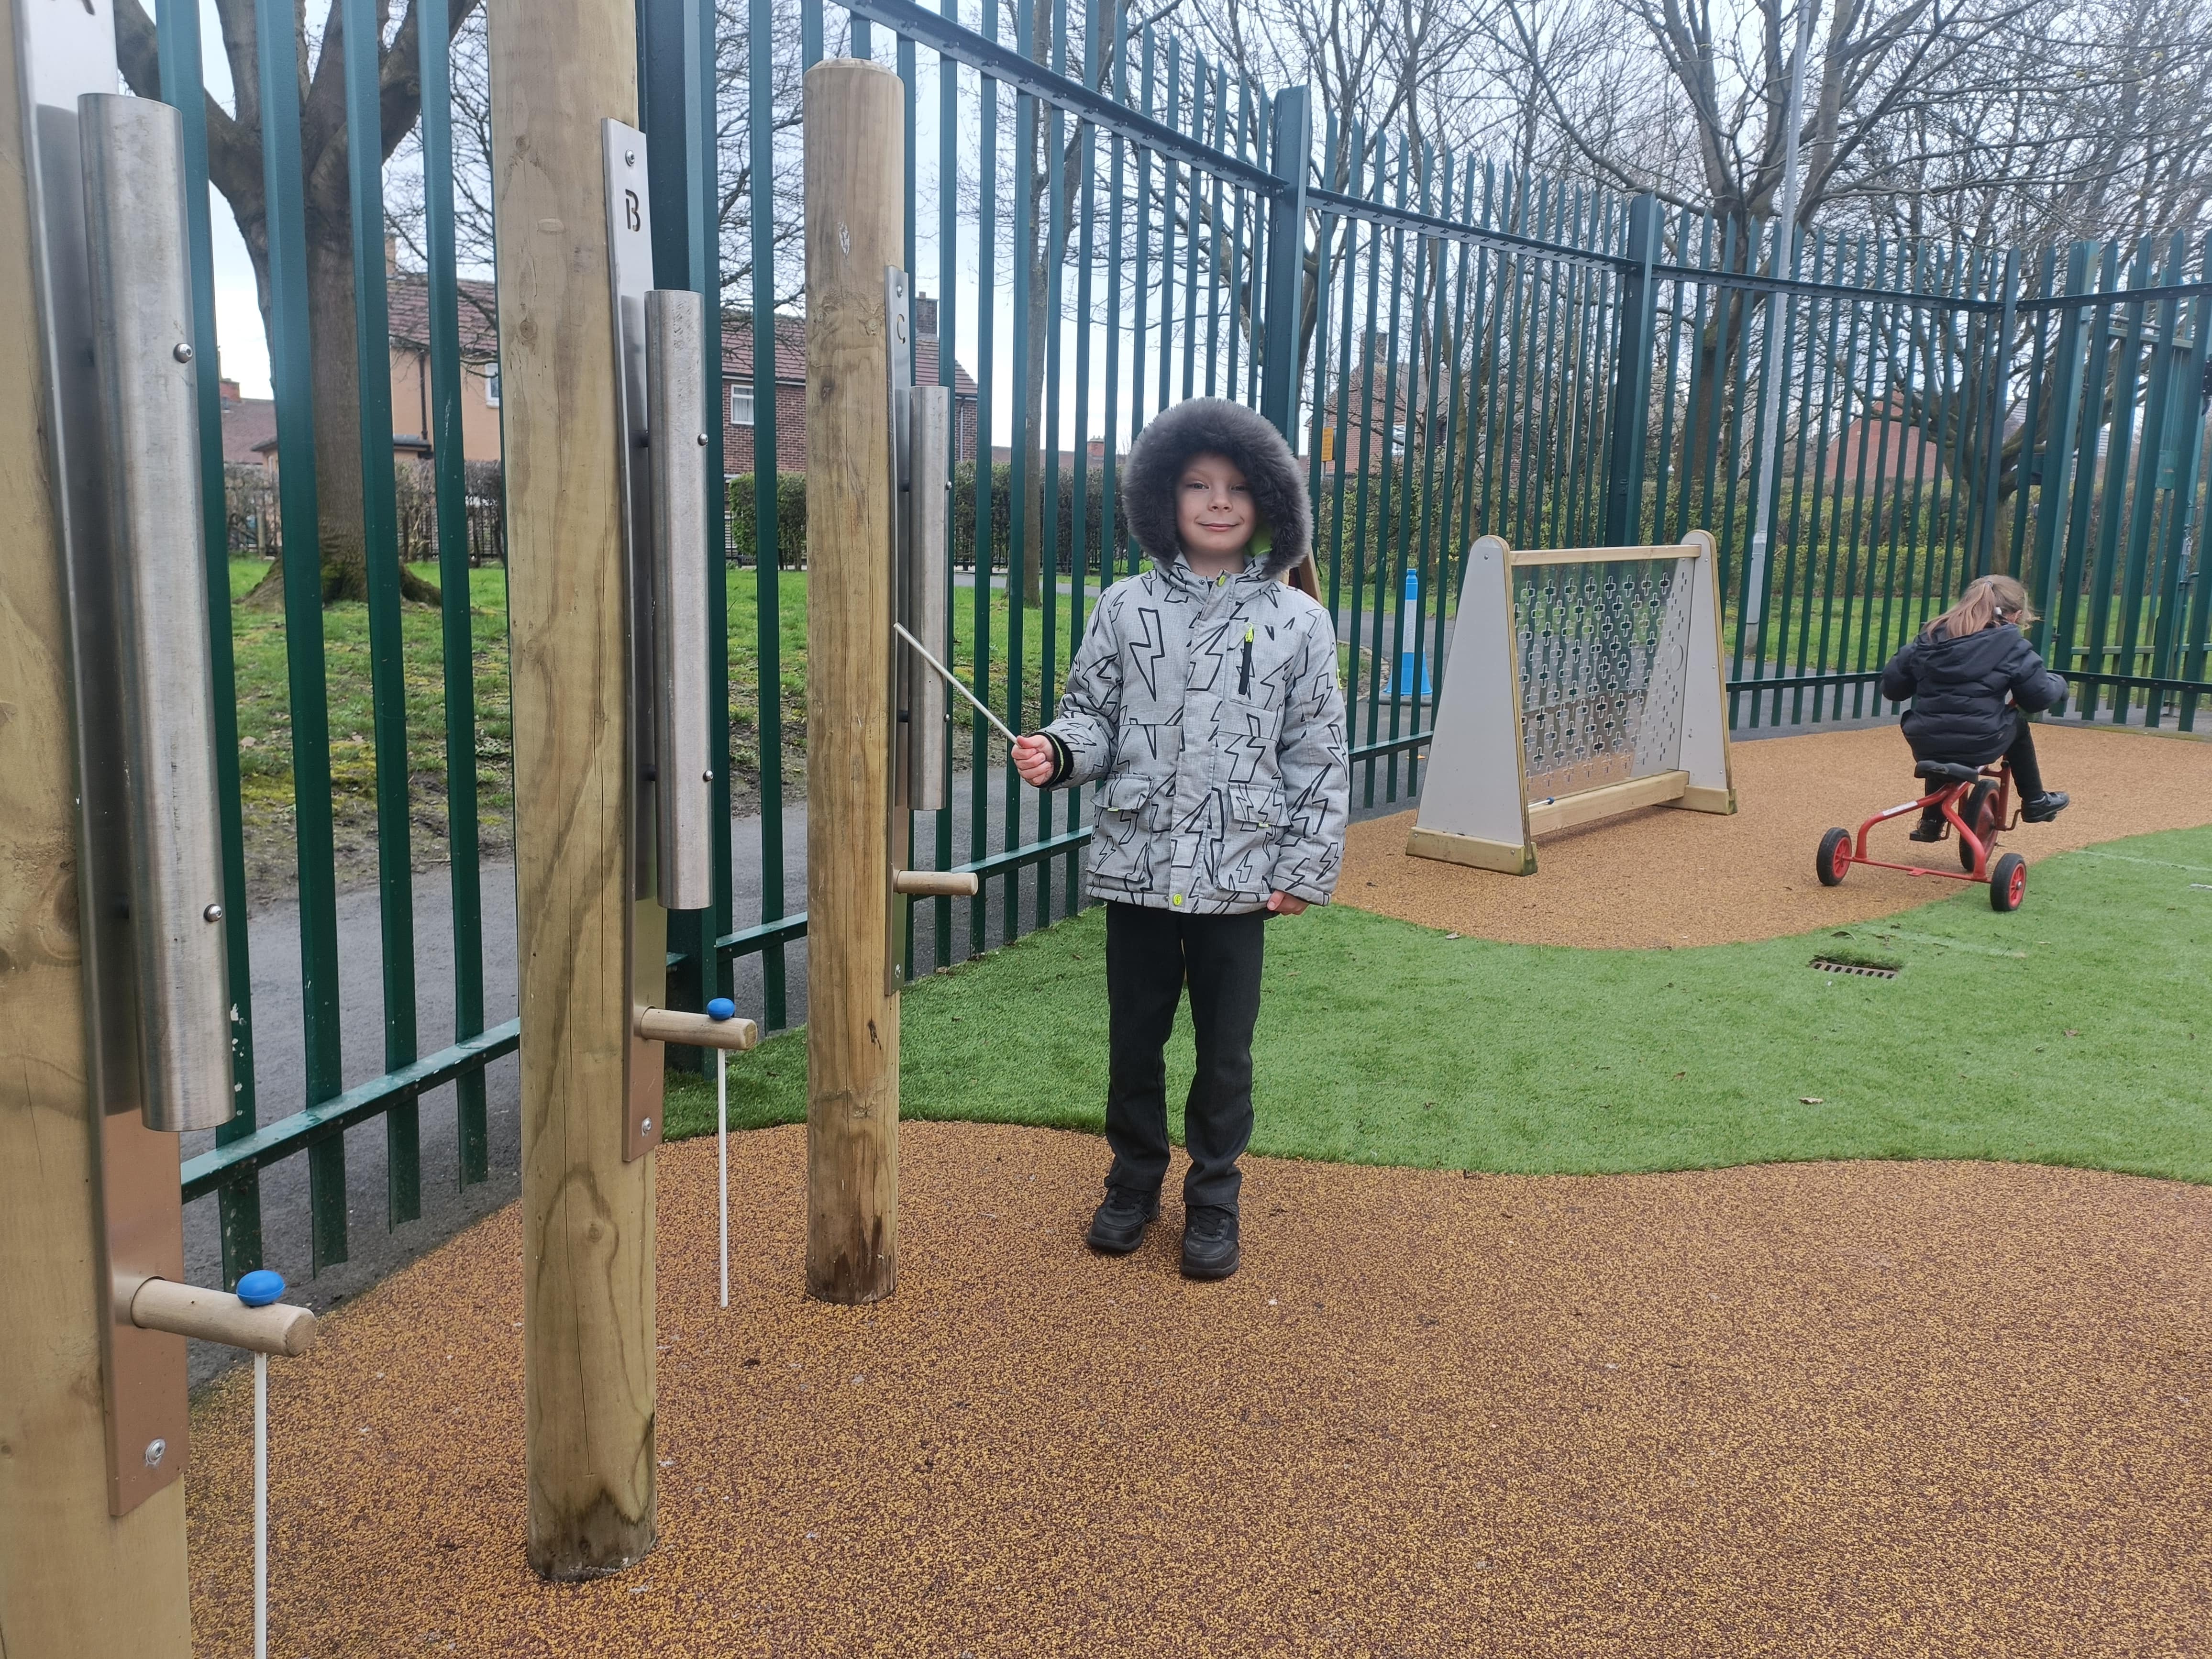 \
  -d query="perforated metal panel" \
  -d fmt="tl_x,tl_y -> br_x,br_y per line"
1515,558 -> 1695,800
